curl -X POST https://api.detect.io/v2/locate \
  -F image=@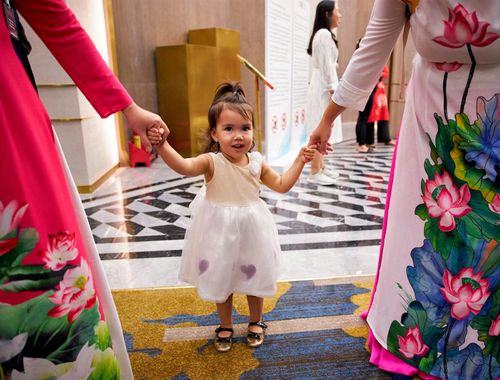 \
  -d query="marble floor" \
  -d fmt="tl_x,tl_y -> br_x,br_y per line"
80,139 -> 394,289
